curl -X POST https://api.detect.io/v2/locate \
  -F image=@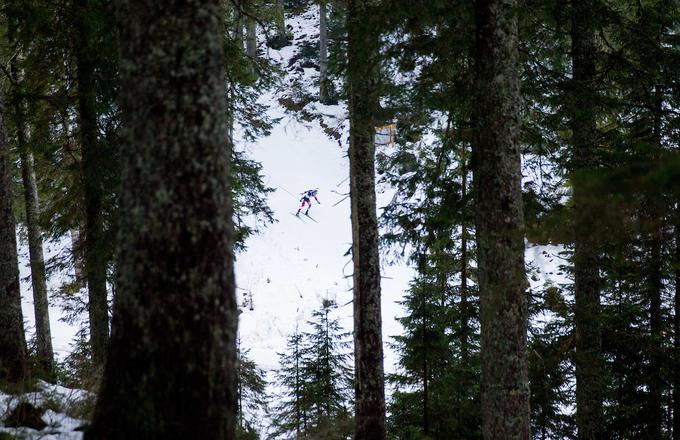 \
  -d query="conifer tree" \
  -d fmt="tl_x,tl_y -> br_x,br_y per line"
272,301 -> 354,439
237,343 -> 268,438
271,328 -> 308,438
